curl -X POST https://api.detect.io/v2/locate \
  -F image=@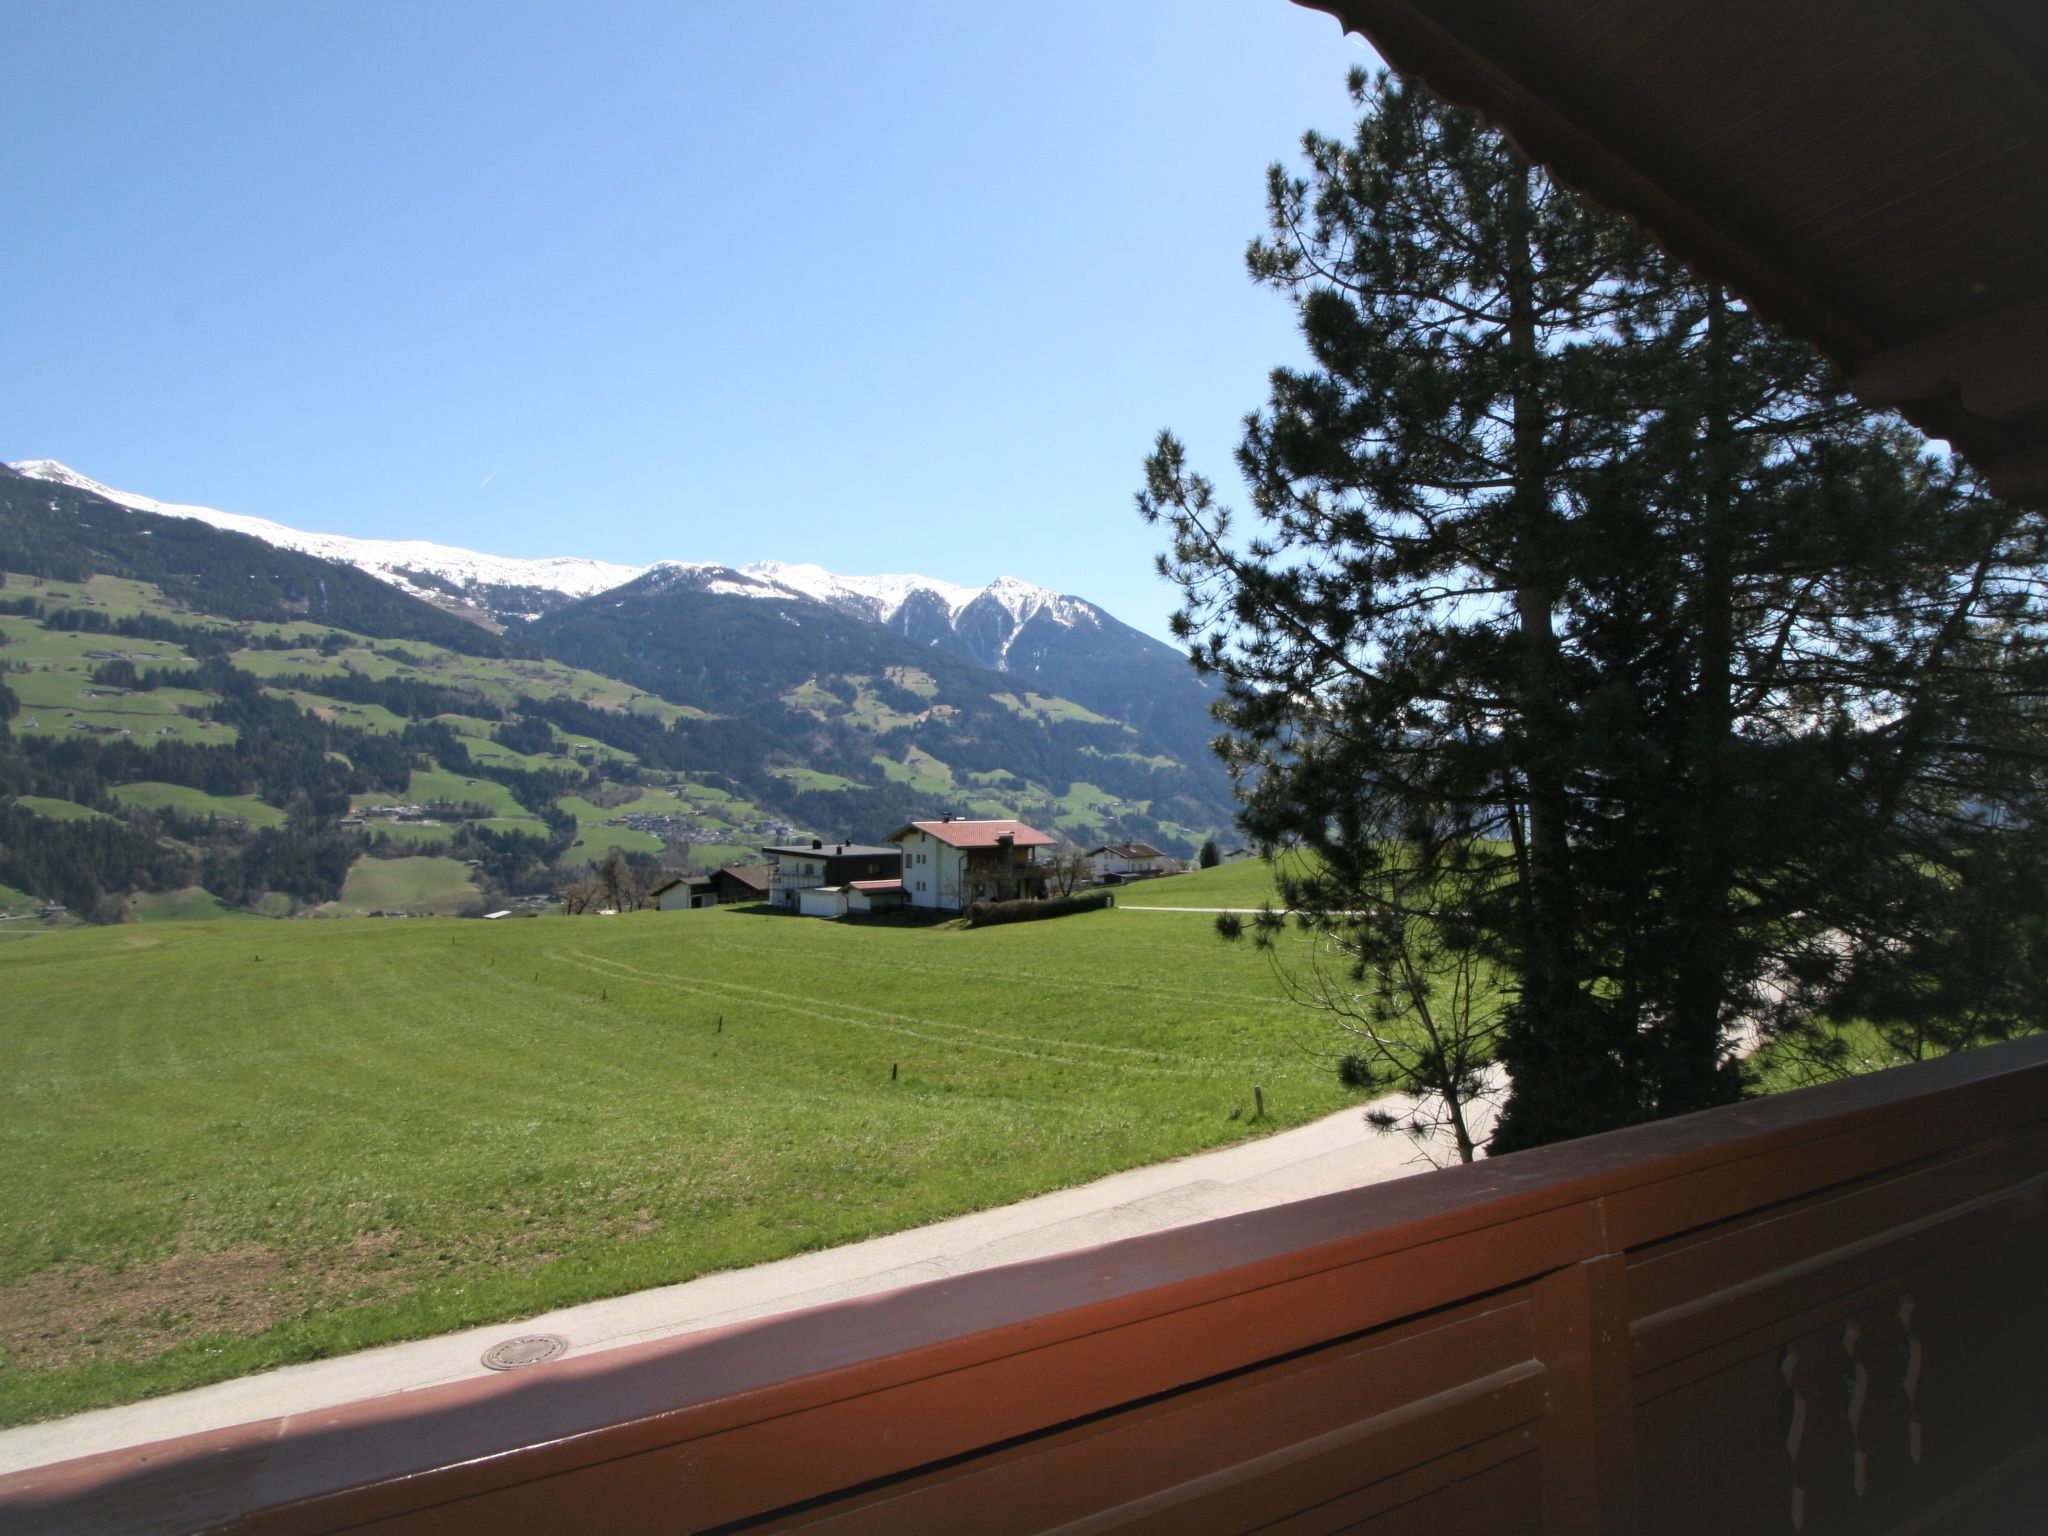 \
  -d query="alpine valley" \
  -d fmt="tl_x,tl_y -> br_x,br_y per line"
0,461 -> 1233,921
